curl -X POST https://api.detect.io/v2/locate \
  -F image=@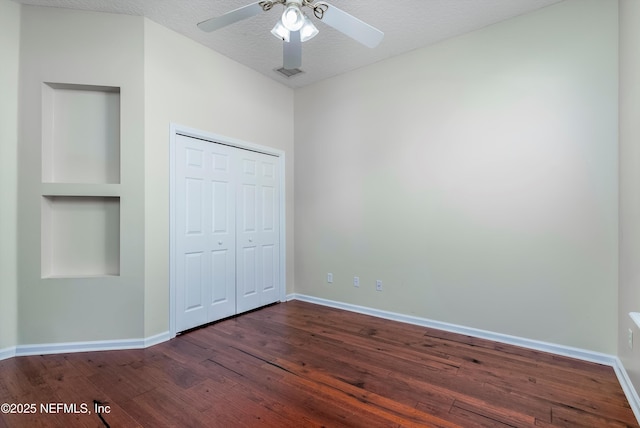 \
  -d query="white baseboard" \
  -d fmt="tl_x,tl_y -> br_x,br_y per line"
287,293 -> 640,423
144,331 -> 172,348
613,357 -> 640,423
16,339 -> 144,357
0,346 -> 16,361
0,331 -> 171,359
